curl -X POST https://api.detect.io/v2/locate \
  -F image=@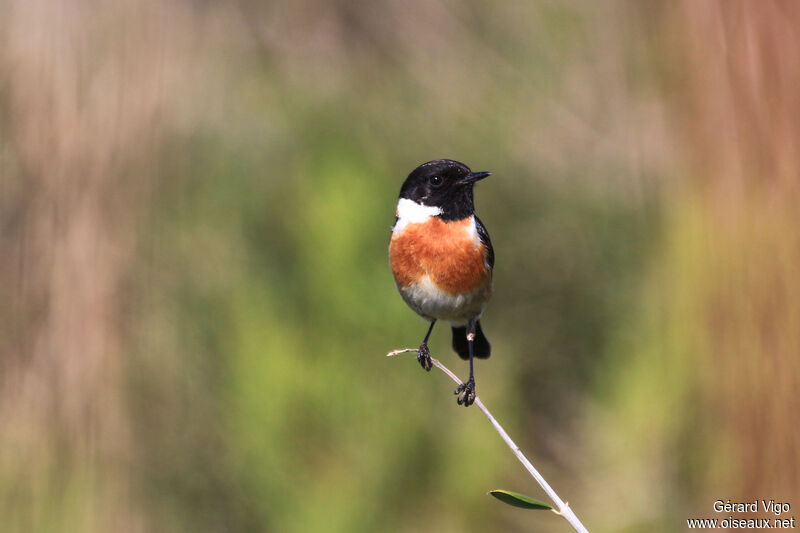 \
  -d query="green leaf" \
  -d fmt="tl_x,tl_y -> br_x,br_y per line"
488,490 -> 553,510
